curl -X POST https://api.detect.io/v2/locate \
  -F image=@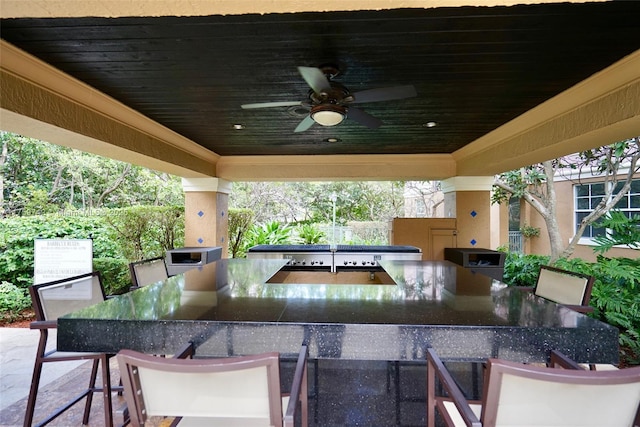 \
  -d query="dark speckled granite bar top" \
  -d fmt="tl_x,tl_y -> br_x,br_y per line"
57,259 -> 619,364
